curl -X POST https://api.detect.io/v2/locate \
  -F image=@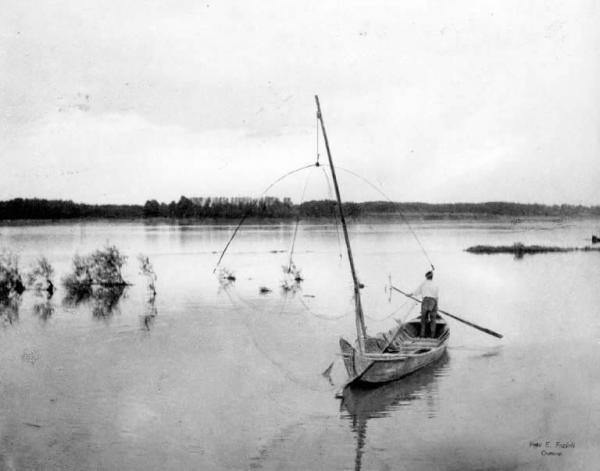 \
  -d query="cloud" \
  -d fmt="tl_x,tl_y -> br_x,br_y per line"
1,1 -> 599,204
1,108 -> 321,203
